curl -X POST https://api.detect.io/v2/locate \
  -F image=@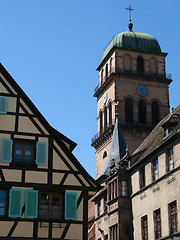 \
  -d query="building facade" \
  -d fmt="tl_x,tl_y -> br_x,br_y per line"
88,20 -> 177,240
0,63 -> 99,240
91,23 -> 171,178
130,105 -> 180,240
93,116 -> 132,240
